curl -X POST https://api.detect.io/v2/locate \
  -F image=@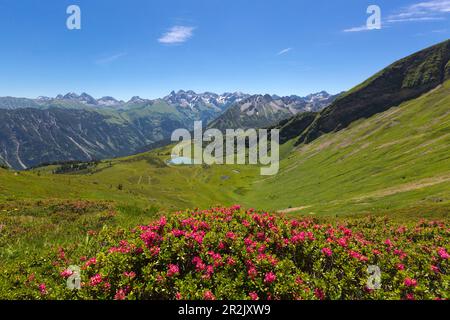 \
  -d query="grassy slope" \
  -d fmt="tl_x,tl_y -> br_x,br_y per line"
0,149 -> 257,272
243,80 -> 450,216
0,146 -> 258,212
0,82 -> 449,218
0,82 -> 449,292
297,39 -> 449,144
